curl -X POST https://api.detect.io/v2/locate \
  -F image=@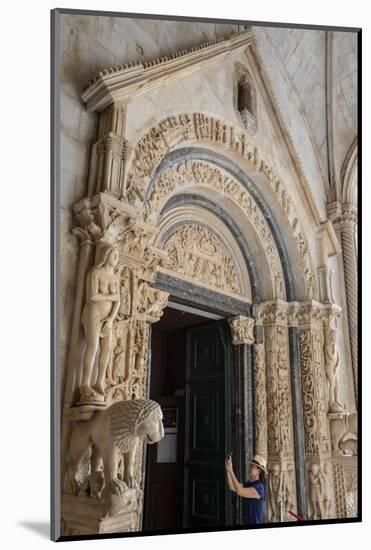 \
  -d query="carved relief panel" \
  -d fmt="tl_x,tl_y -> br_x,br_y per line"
253,301 -> 297,522
61,191 -> 169,535
160,223 -> 242,296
